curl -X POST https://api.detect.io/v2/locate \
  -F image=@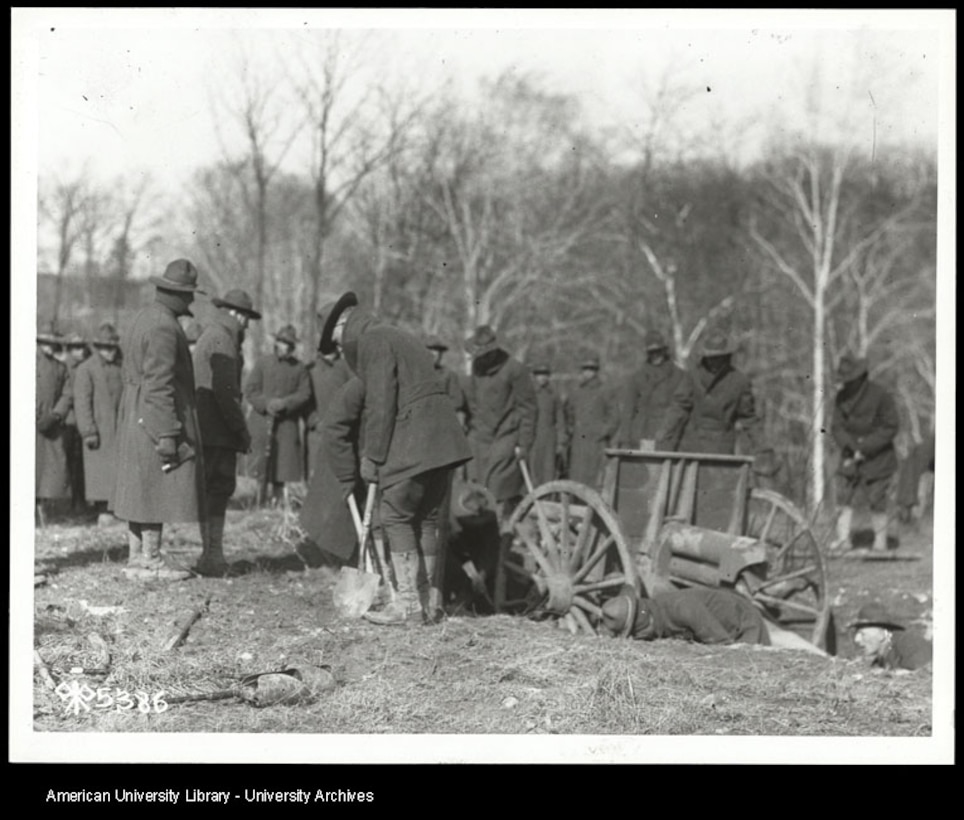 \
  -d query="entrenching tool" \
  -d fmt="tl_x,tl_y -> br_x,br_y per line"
332,483 -> 382,617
